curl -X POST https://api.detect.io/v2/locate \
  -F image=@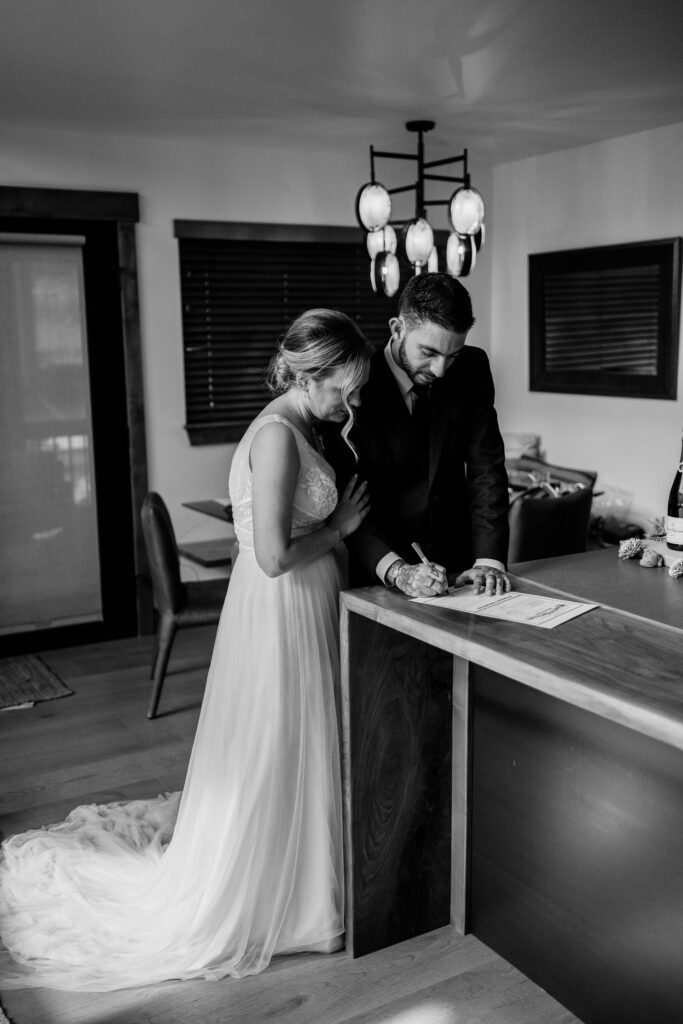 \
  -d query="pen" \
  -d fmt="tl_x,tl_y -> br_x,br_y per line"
412,541 -> 450,590
411,541 -> 431,566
